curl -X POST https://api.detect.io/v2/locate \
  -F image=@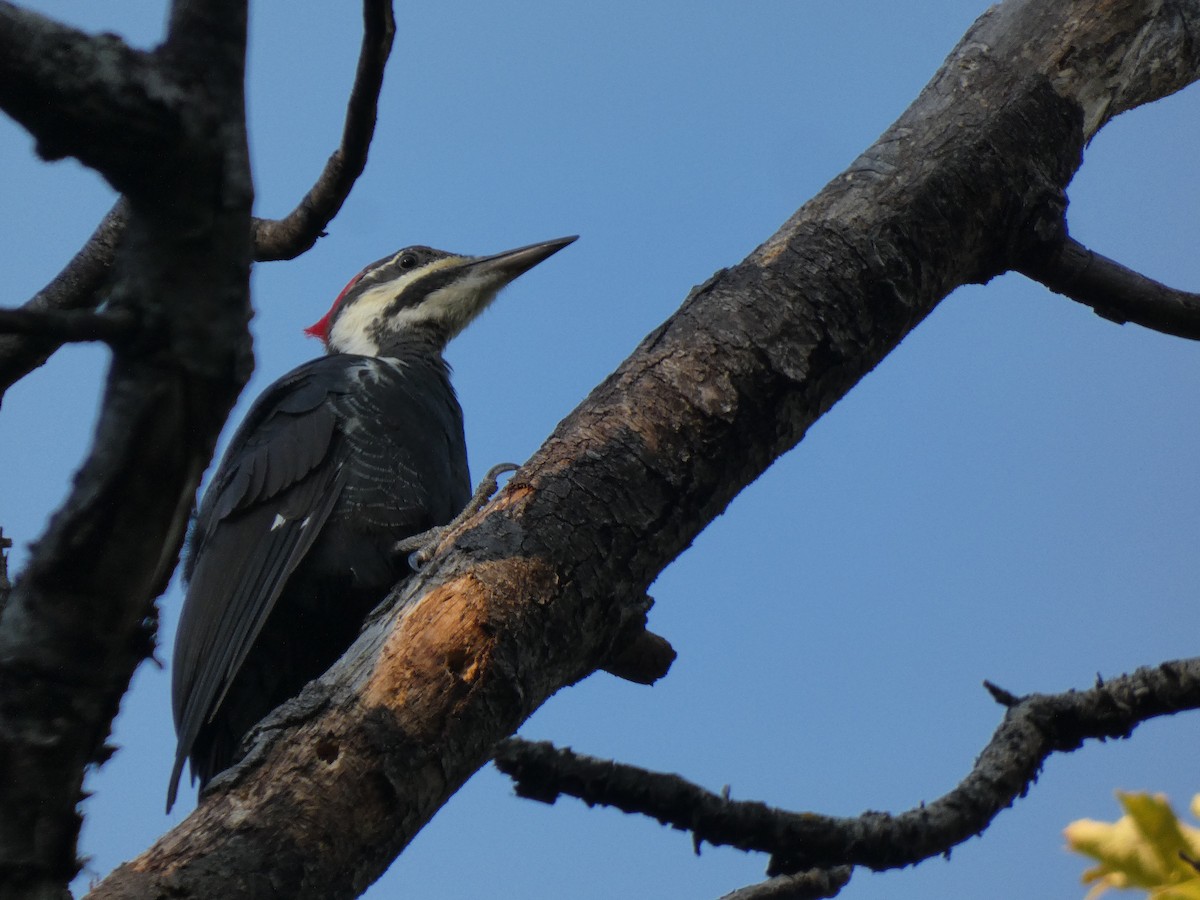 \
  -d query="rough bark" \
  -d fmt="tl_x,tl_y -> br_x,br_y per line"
81,1 -> 1200,899
0,3 -> 398,895
1018,235 -> 1200,339
0,3 -> 254,898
